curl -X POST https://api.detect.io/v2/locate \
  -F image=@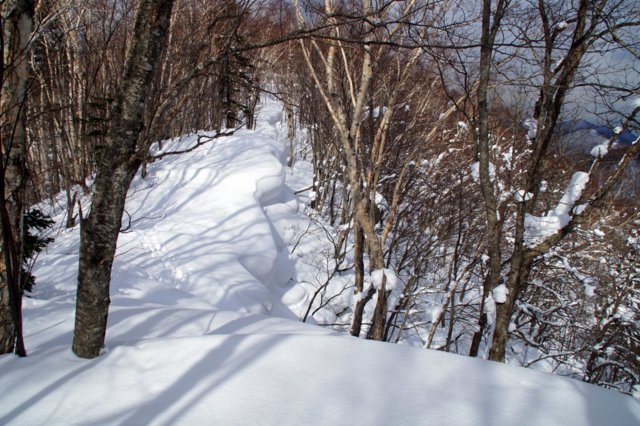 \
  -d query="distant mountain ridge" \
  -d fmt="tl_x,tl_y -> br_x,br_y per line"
559,119 -> 638,147
555,119 -> 639,198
